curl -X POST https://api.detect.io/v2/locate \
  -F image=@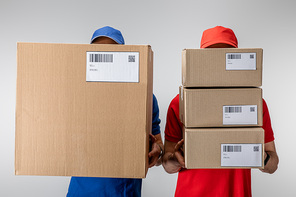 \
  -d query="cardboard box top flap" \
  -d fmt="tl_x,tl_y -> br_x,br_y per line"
17,42 -> 152,47
17,42 -> 151,51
